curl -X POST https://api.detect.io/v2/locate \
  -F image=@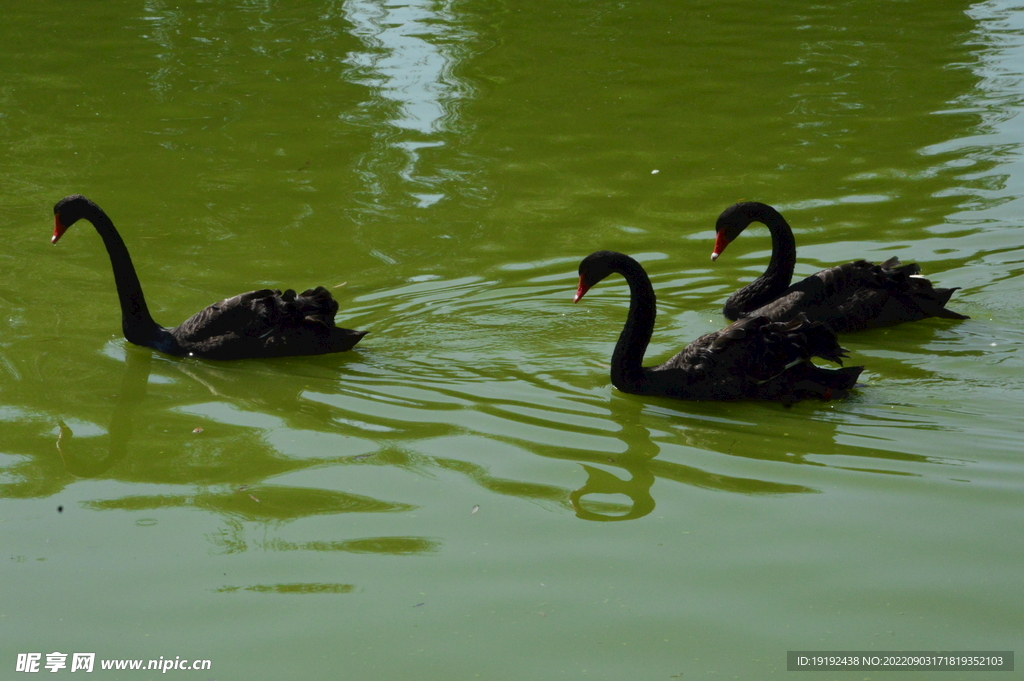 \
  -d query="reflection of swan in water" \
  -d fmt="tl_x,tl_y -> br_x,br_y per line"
567,395 -> 819,522
49,347 -> 415,534
343,0 -> 474,207
570,464 -> 656,522
56,348 -> 152,478
345,365 -> 819,523
64,352 -> 409,524
567,395 -> 658,521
